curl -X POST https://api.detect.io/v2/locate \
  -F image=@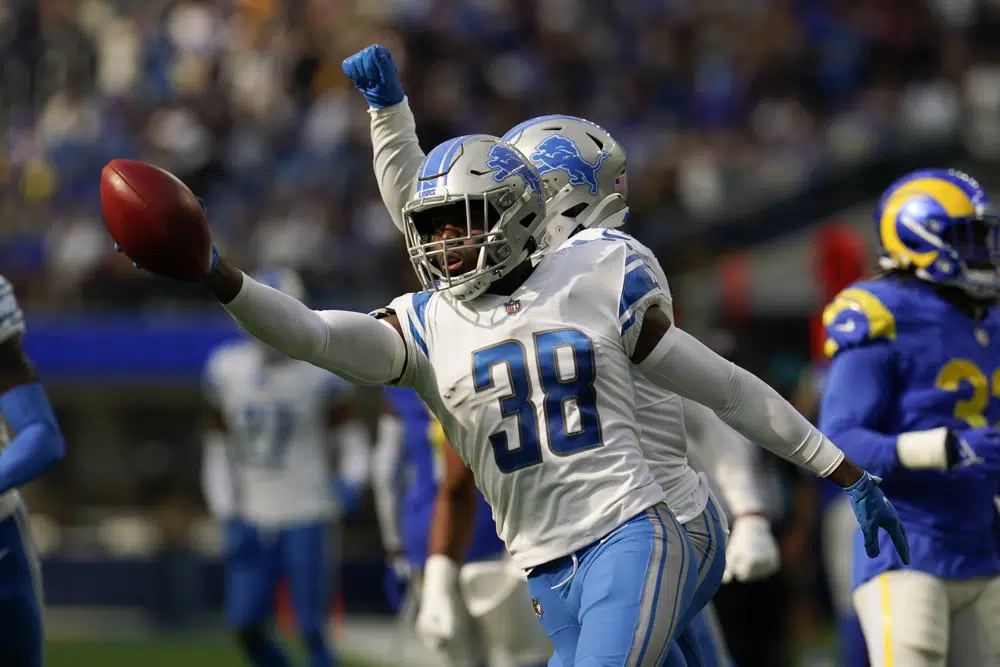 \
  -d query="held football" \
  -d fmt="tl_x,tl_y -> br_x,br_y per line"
100,159 -> 212,282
